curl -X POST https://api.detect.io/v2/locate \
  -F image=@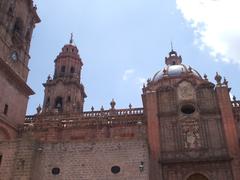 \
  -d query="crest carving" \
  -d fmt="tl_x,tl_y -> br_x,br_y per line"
177,81 -> 196,100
